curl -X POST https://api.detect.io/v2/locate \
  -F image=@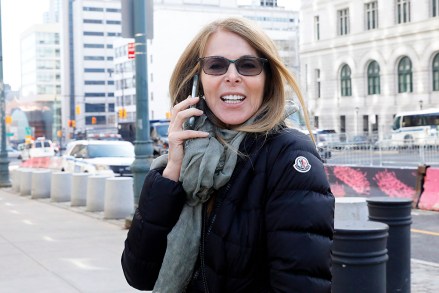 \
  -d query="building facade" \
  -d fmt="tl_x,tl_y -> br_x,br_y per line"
299,0 -> 439,139
61,0 -> 122,133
